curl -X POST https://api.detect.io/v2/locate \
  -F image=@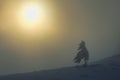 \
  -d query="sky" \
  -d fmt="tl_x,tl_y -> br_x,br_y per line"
0,0 -> 120,75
